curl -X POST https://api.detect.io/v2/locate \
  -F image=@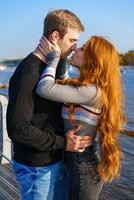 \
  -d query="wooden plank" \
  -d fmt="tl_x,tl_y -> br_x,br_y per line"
0,164 -> 20,200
